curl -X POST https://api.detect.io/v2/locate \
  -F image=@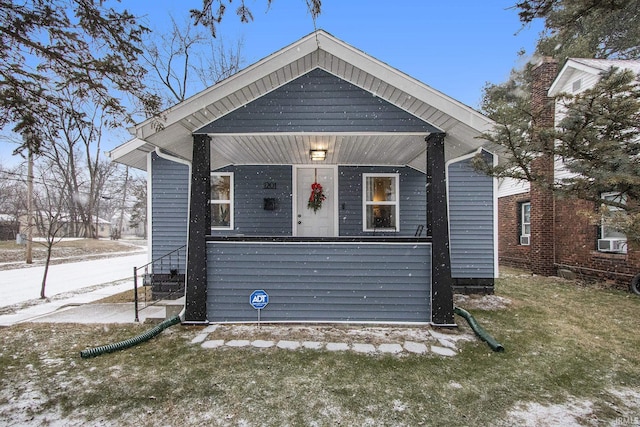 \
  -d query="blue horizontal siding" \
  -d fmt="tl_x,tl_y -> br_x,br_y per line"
447,154 -> 495,278
151,153 -> 188,273
197,68 -> 439,134
207,242 -> 431,323
212,165 -> 293,236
